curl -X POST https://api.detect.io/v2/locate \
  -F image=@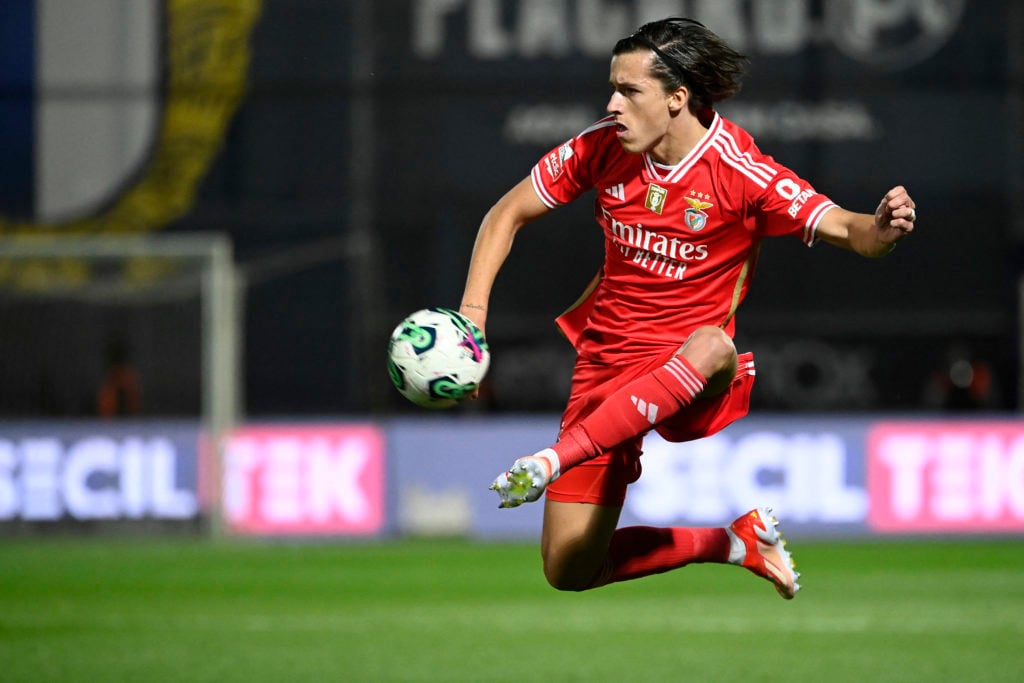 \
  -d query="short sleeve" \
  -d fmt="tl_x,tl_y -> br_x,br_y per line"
756,170 -> 837,246
530,118 -> 617,208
